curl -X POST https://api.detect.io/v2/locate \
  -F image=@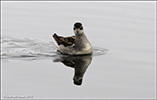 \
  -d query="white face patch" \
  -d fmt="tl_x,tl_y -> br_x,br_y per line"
73,24 -> 84,35
73,29 -> 84,35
